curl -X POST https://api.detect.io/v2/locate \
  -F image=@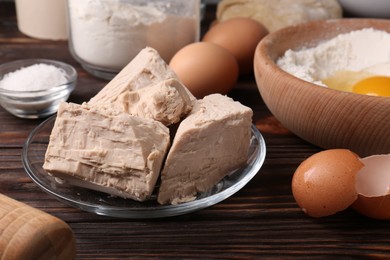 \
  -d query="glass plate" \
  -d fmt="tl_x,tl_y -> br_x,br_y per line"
22,115 -> 266,219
